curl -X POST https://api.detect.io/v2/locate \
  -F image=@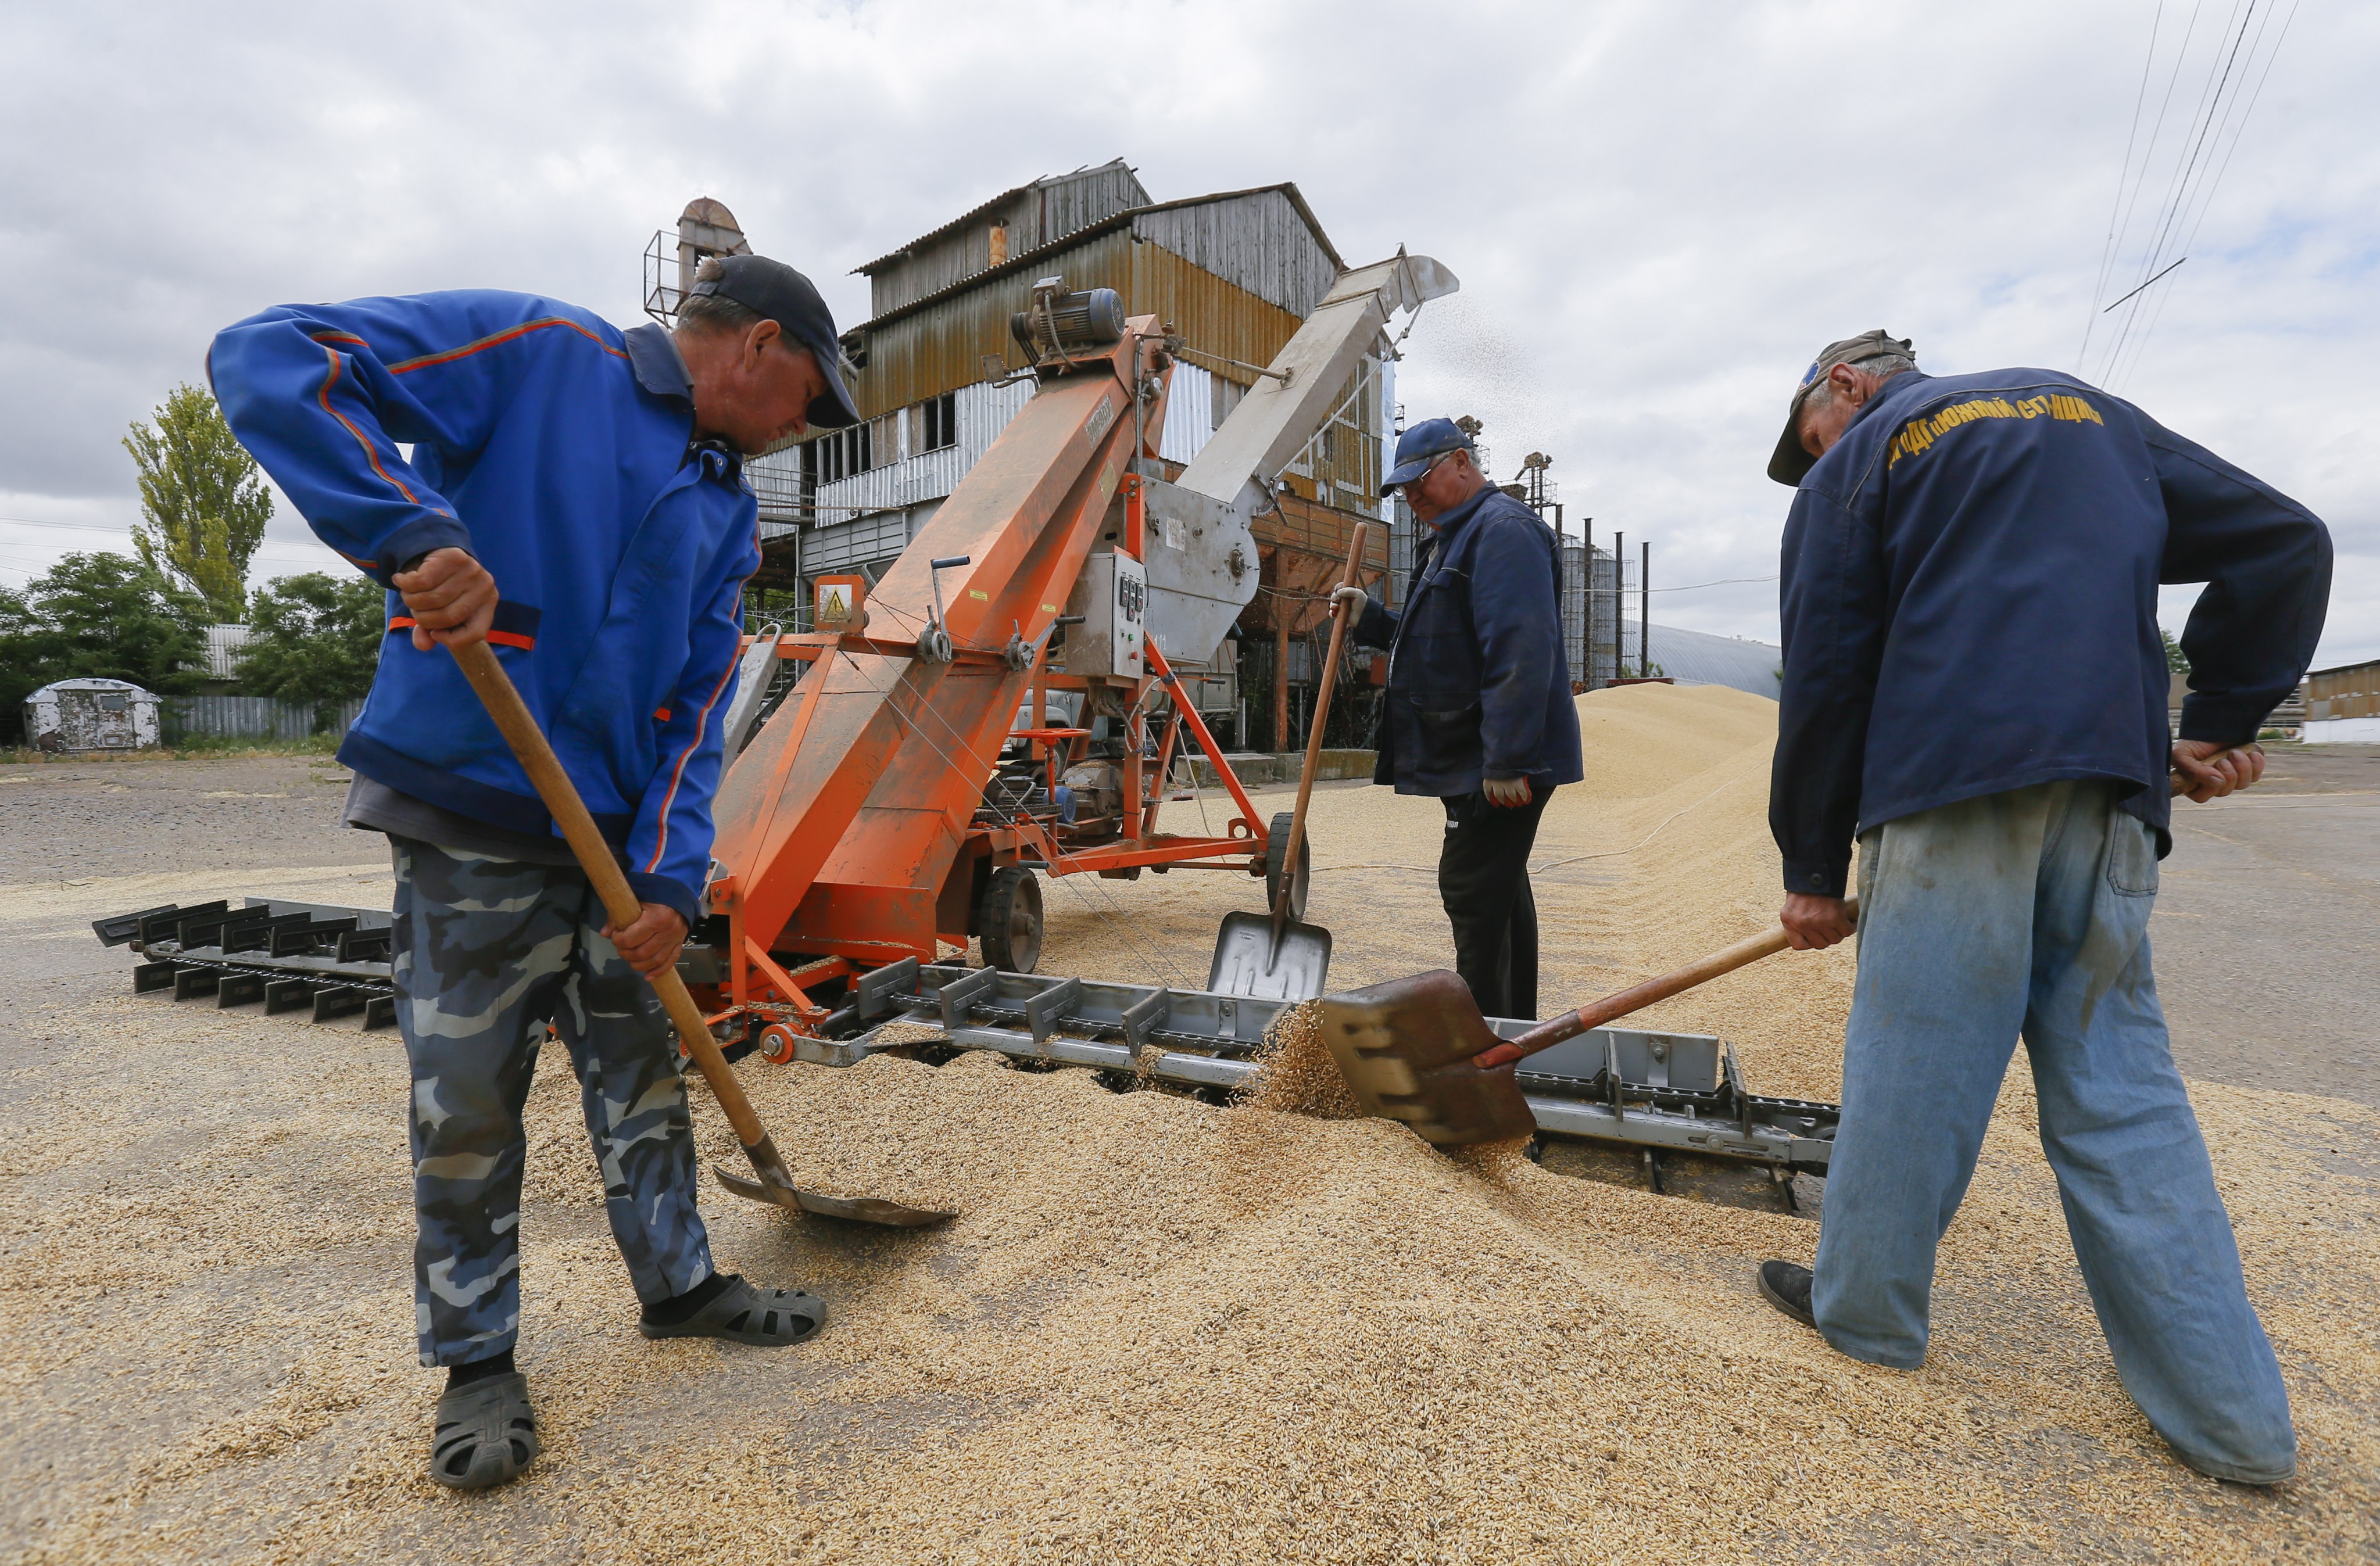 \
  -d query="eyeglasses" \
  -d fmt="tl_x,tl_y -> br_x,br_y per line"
1393,448 -> 1461,492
